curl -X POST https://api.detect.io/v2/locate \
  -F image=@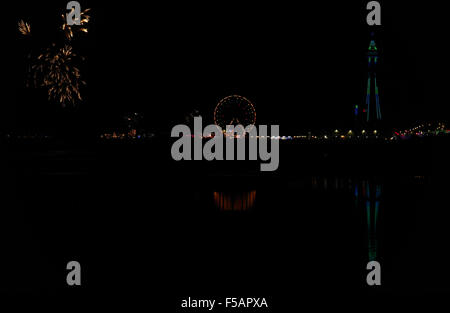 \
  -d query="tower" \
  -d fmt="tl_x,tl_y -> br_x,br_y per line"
355,34 -> 382,127
365,35 -> 382,123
